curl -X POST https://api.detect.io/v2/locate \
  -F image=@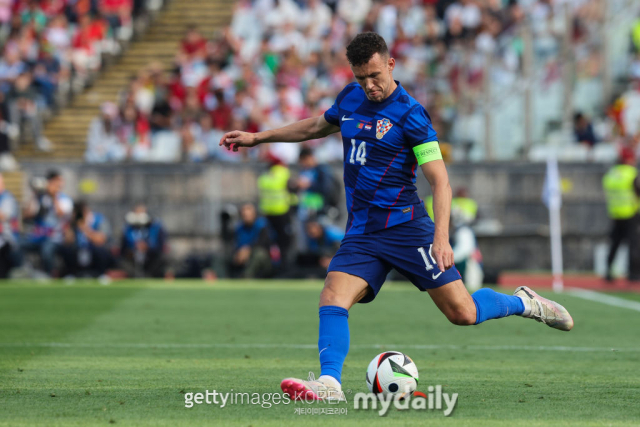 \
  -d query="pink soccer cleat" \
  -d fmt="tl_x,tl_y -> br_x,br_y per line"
280,372 -> 346,402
